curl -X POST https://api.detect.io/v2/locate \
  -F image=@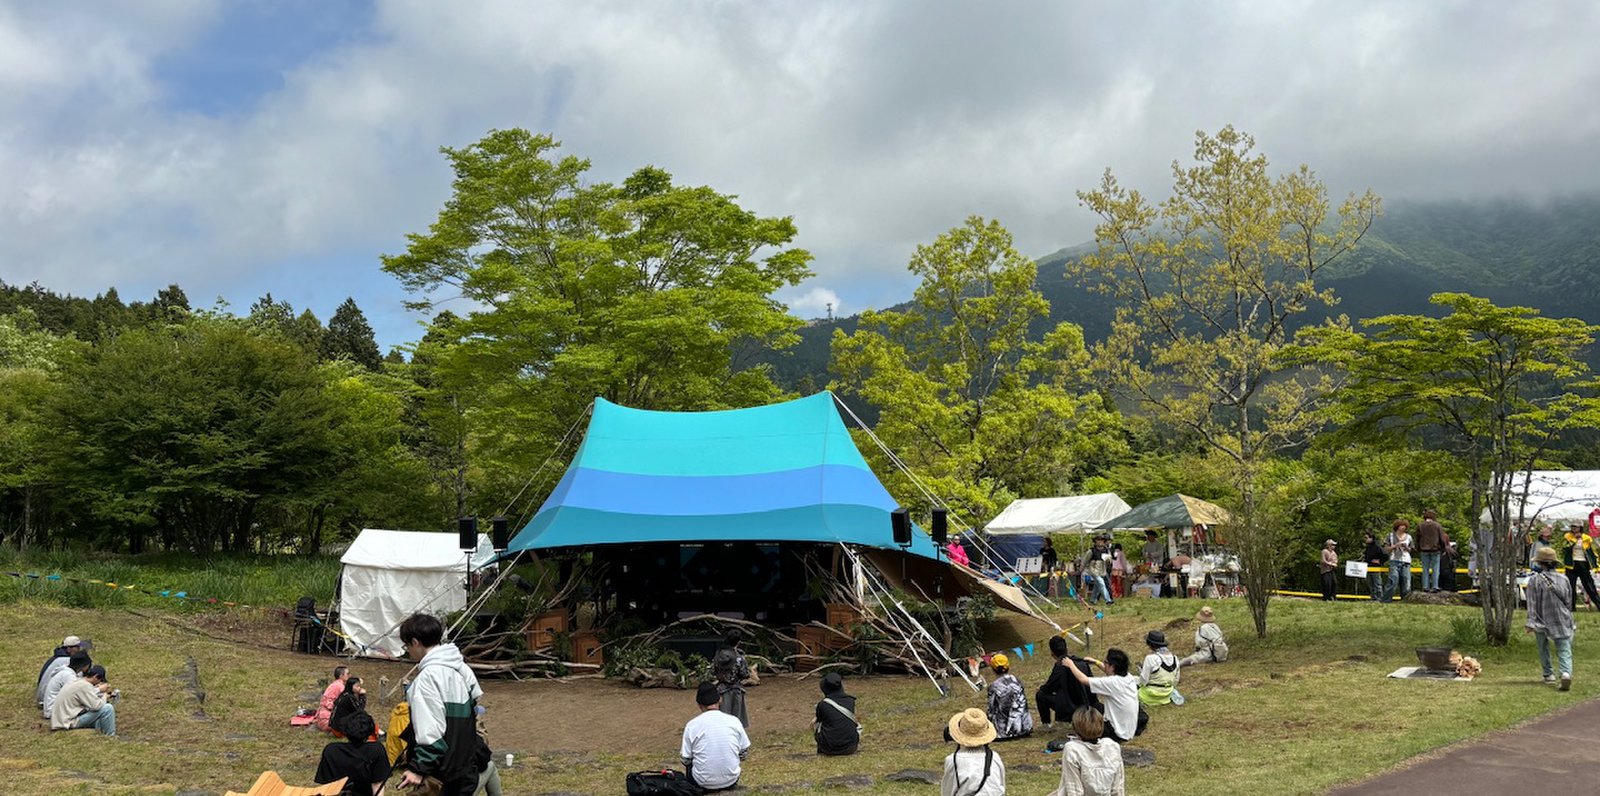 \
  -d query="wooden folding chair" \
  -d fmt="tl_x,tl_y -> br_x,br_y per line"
224,771 -> 348,796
